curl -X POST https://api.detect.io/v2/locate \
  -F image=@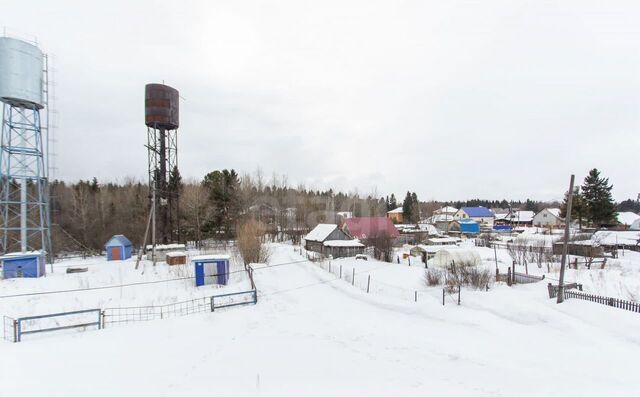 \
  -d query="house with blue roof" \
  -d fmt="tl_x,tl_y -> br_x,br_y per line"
454,207 -> 495,227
